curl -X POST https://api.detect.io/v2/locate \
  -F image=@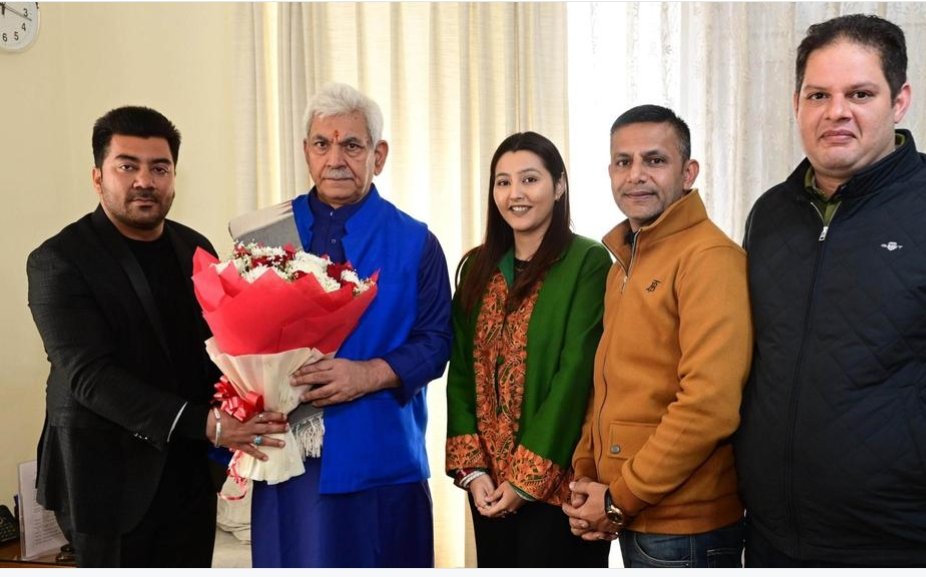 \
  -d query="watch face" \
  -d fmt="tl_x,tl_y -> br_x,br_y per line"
0,2 -> 40,52
607,505 -> 625,525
